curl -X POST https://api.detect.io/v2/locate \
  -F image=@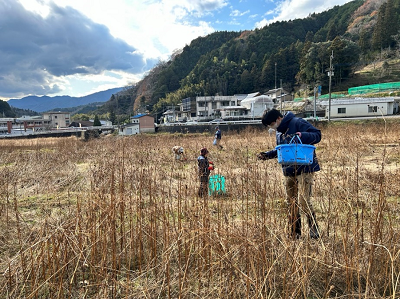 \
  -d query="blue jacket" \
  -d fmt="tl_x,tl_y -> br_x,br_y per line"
215,129 -> 221,140
262,112 -> 321,176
